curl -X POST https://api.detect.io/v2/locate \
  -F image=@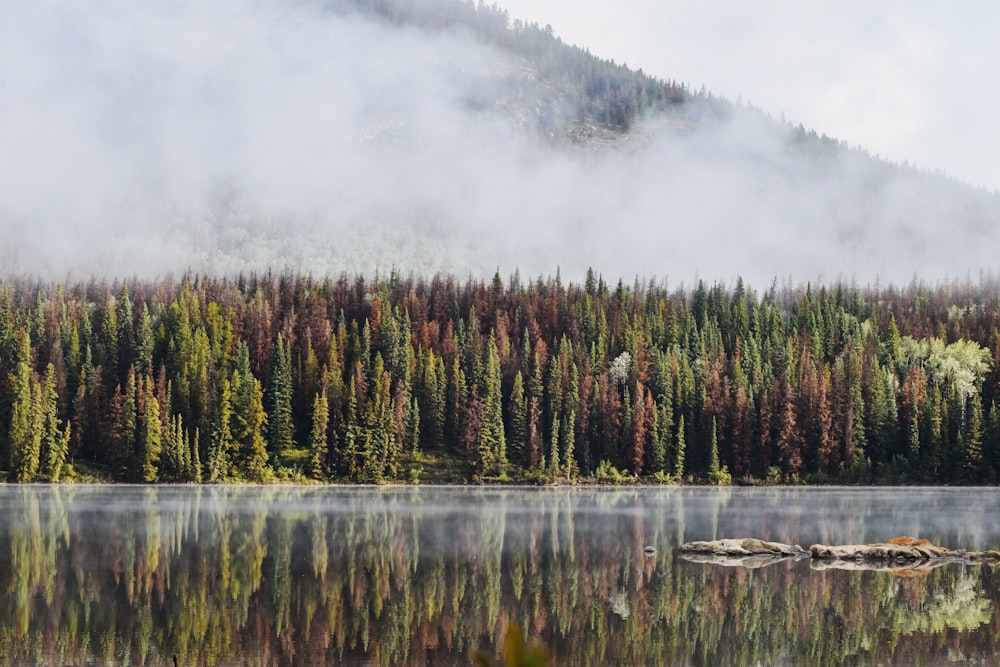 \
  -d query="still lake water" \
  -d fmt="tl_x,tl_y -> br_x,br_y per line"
1,485 -> 998,666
